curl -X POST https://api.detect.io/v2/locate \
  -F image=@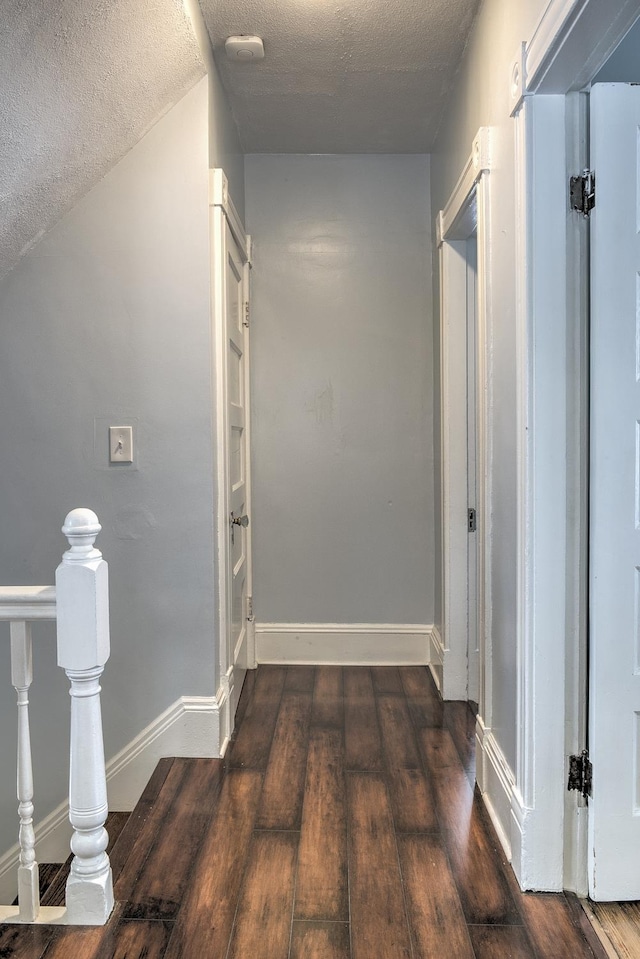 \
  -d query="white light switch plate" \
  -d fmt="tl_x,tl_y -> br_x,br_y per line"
109,426 -> 133,464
